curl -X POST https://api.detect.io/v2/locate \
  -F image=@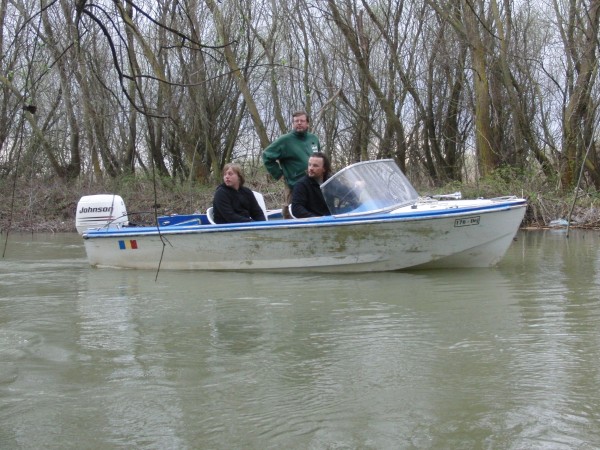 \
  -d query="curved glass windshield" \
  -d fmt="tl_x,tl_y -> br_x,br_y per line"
320,159 -> 419,215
